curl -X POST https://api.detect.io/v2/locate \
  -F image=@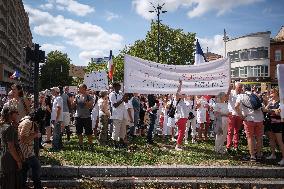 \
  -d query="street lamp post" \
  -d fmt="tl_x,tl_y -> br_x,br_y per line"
223,29 -> 229,57
149,2 -> 167,63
